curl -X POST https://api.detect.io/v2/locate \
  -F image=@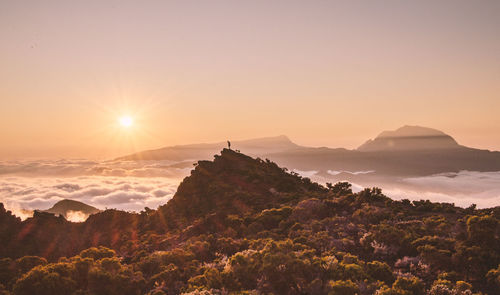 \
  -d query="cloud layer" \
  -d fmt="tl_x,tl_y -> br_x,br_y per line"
0,175 -> 181,213
0,159 -> 190,219
388,170 -> 500,208
310,170 -> 500,209
0,159 -> 193,178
